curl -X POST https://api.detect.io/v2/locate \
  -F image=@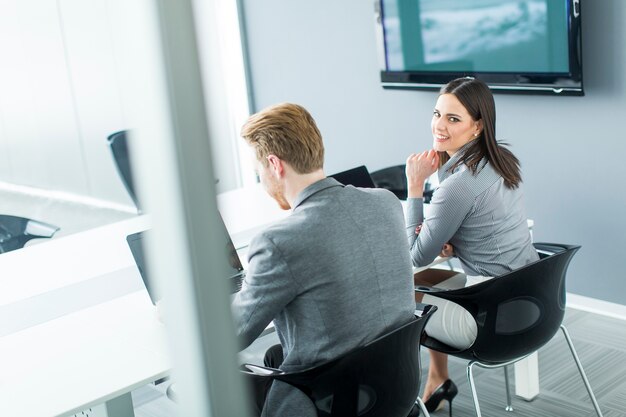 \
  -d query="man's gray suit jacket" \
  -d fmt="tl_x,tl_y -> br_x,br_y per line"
232,177 -> 415,416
